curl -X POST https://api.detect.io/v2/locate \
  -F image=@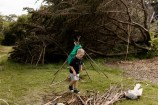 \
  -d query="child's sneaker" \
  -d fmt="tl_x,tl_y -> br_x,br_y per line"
69,85 -> 73,92
74,89 -> 80,93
